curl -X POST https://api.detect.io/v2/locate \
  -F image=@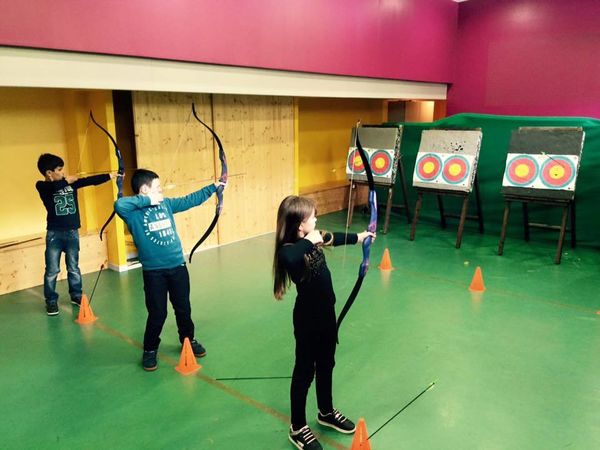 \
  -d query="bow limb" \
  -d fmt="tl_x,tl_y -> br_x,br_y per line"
89,111 -> 125,241
188,103 -> 228,263
336,124 -> 378,338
